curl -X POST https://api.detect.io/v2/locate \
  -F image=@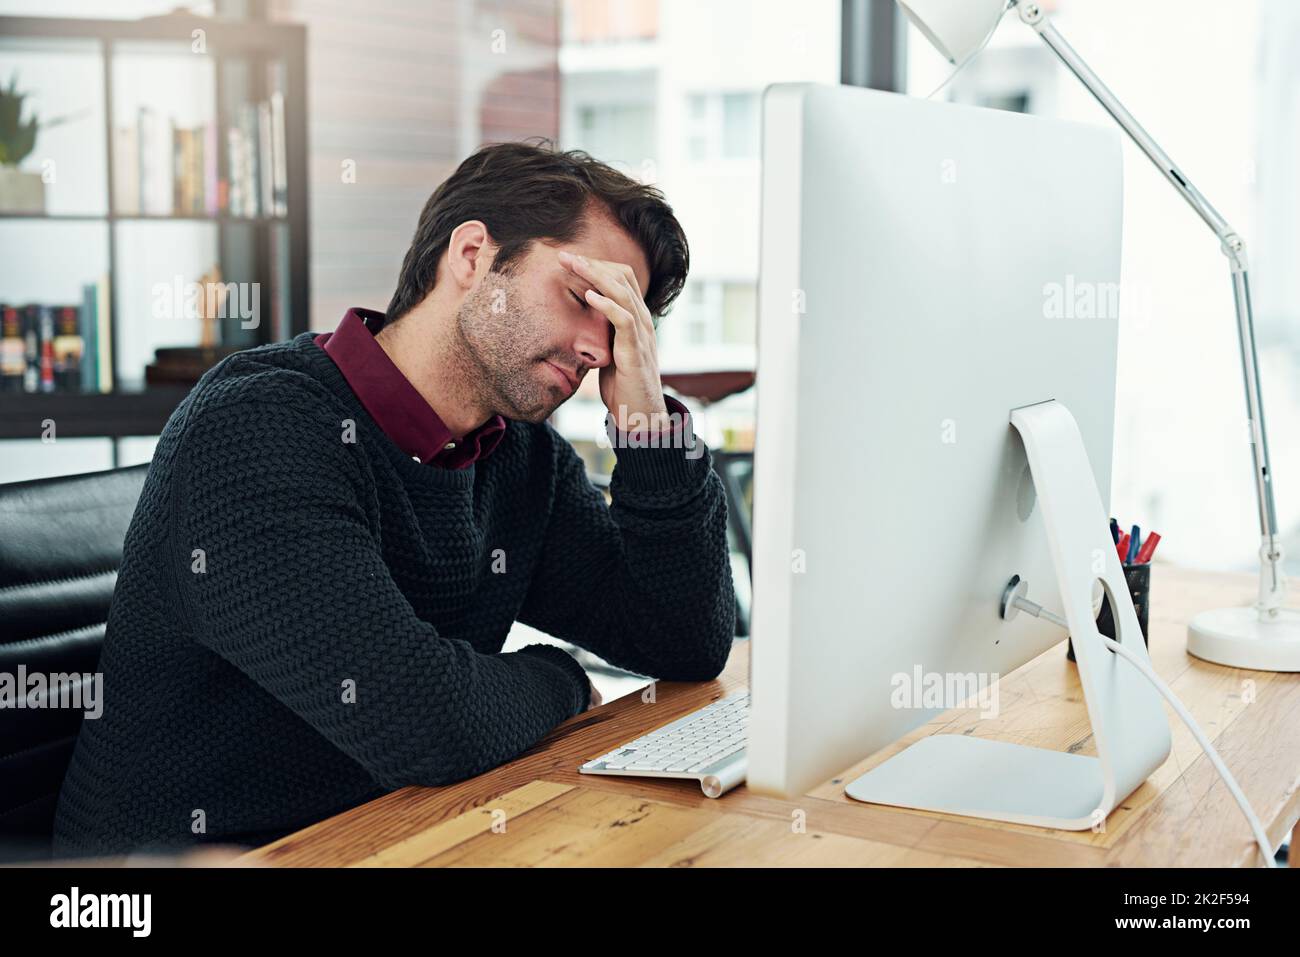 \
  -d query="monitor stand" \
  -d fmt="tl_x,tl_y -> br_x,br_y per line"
845,399 -> 1171,830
